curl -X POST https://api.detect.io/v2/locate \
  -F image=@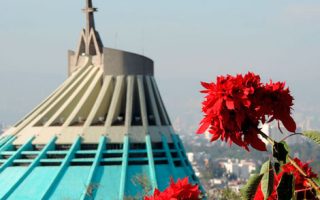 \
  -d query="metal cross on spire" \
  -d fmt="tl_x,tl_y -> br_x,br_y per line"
83,0 -> 97,38
80,0 -> 103,55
